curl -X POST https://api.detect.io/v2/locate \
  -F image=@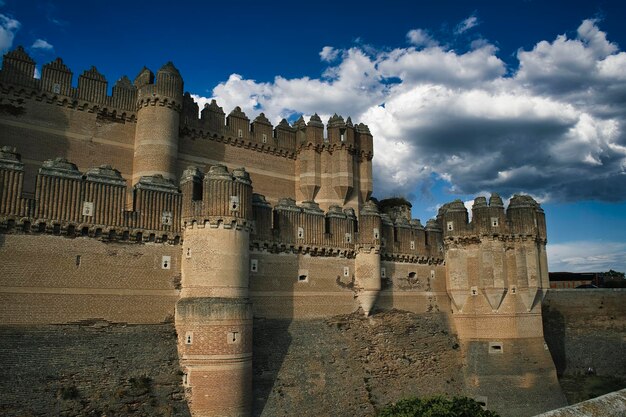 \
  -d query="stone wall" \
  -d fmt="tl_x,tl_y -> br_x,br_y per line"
0,323 -> 190,417
532,389 -> 626,417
